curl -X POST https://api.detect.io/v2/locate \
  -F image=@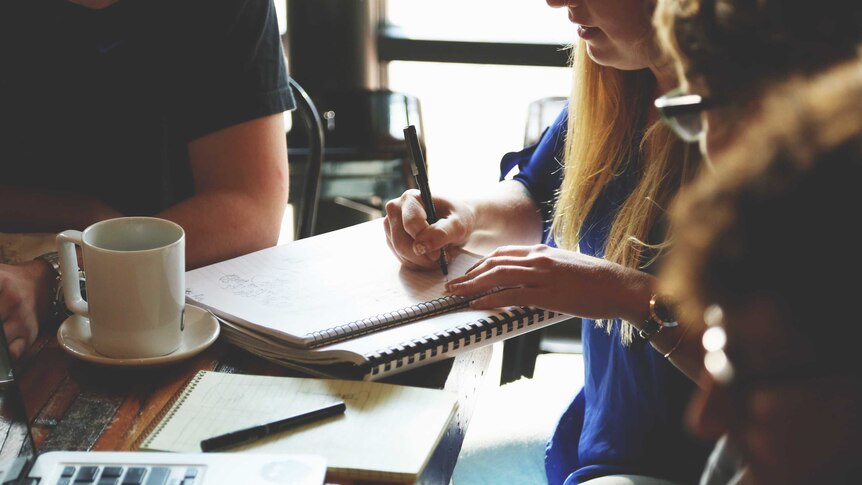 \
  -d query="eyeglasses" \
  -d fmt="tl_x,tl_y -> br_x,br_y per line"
701,304 -> 735,385
701,304 -> 855,393
654,88 -> 715,143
